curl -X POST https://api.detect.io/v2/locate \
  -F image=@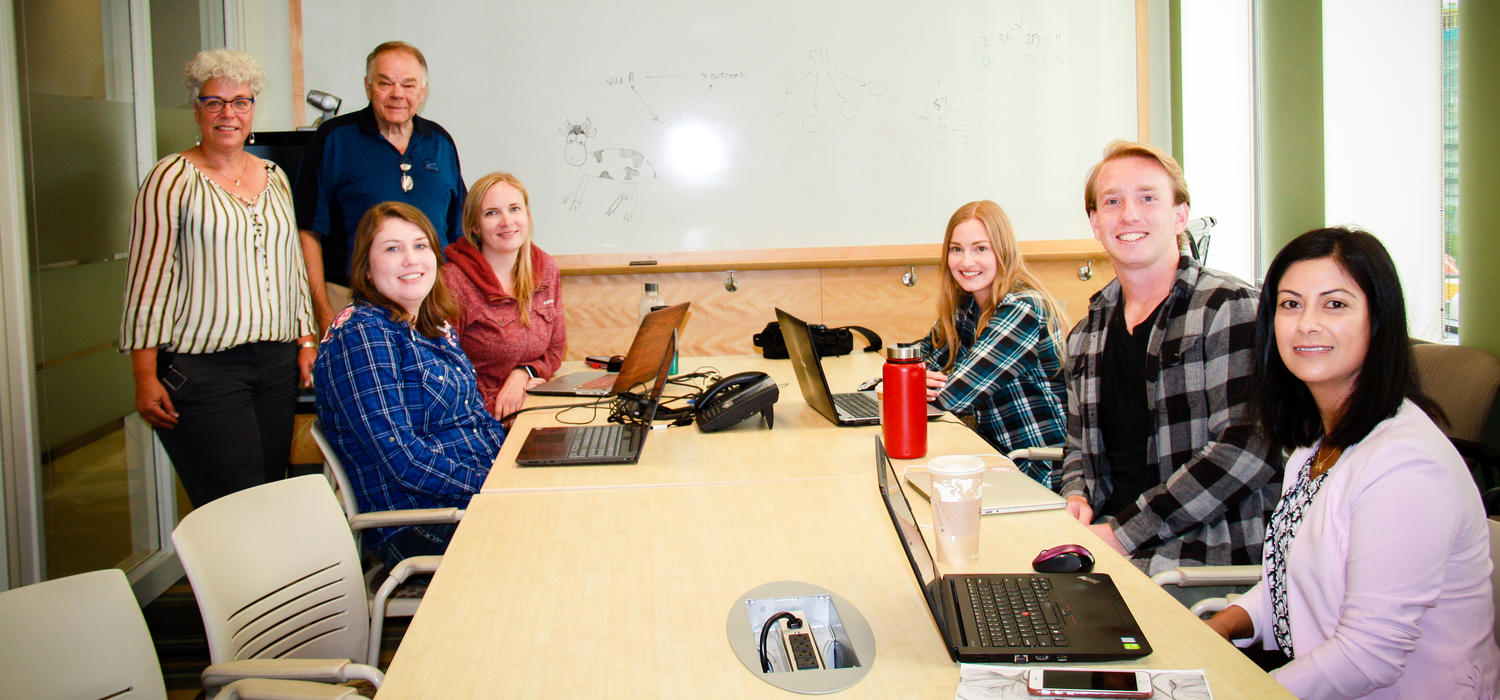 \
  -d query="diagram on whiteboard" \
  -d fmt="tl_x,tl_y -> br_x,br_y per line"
914,26 -> 1070,153
771,49 -> 886,133
560,118 -> 657,223
602,70 -> 745,128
